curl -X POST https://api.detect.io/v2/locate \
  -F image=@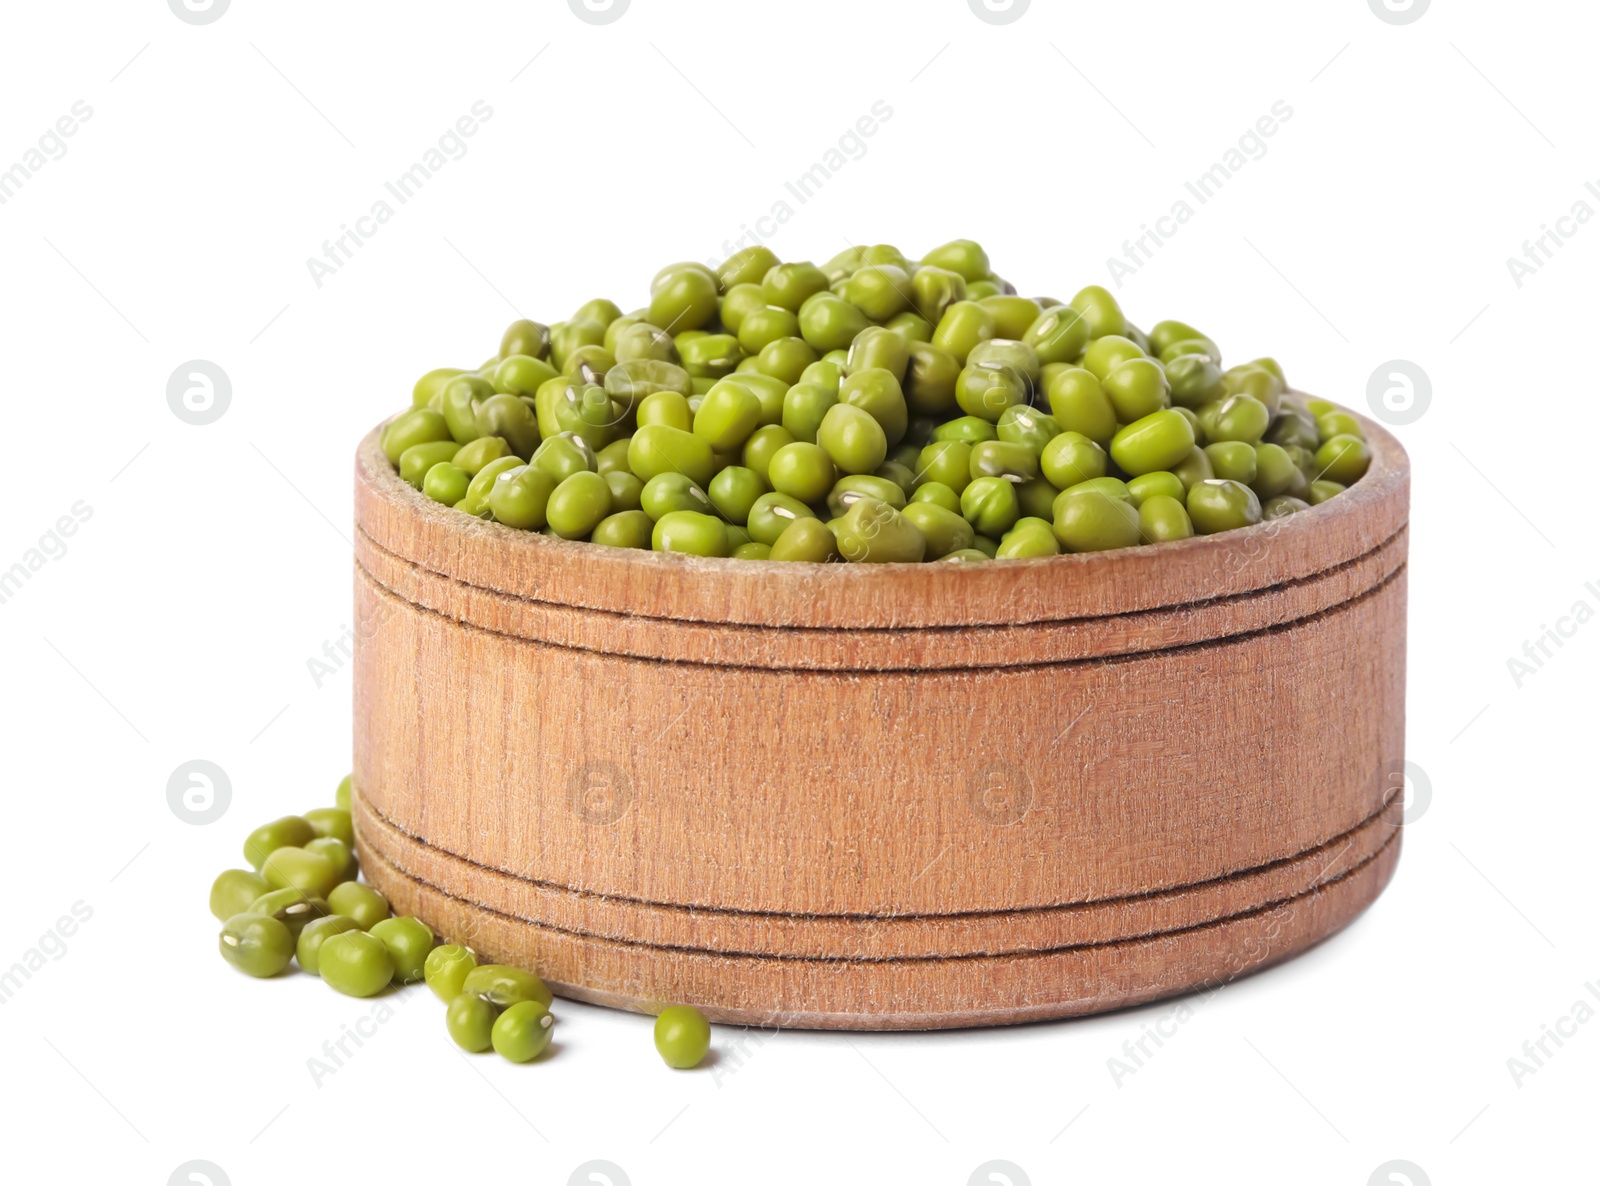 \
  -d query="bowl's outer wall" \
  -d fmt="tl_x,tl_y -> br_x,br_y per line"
351,402 -> 1410,1028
